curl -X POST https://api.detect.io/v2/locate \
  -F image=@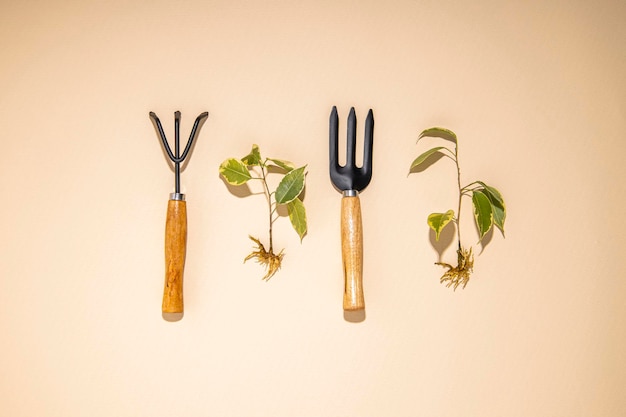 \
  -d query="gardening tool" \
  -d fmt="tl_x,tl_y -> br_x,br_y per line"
329,106 -> 374,311
149,110 -> 209,314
